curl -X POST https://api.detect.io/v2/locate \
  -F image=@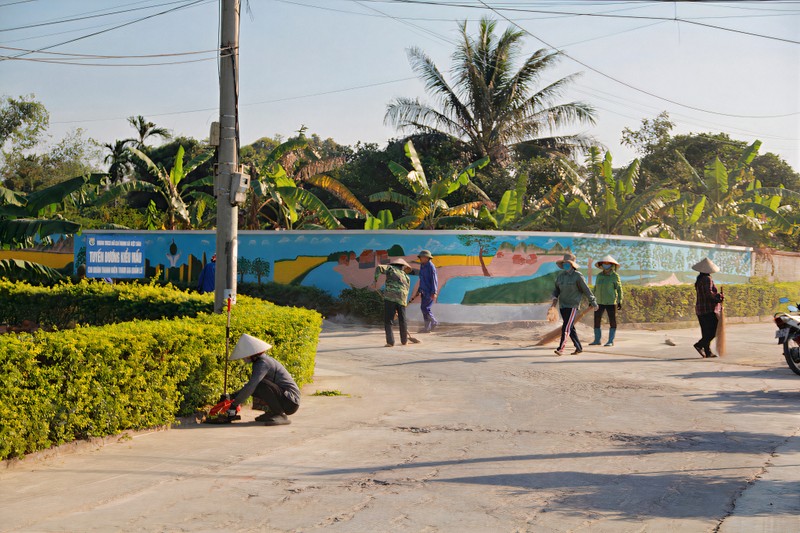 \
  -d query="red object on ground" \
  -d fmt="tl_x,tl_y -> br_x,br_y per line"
208,399 -> 240,417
